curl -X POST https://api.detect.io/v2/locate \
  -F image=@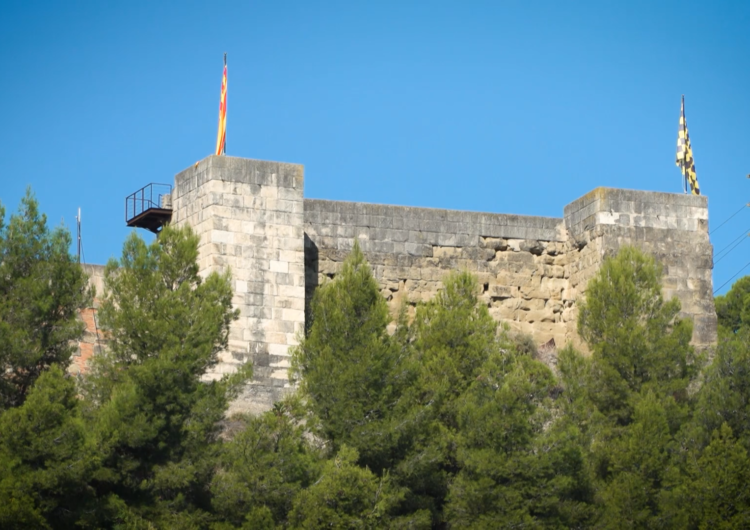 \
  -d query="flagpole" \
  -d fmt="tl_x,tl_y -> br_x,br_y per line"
223,52 -> 227,155
215,52 -> 228,156
681,95 -> 686,194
